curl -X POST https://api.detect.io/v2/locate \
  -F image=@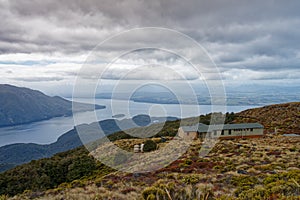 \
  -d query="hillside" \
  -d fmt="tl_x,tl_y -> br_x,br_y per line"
0,113 -> 225,196
0,115 -> 178,172
0,84 -> 105,127
234,102 -> 300,134
1,135 -> 299,199
63,136 -> 299,200
0,103 -> 299,199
